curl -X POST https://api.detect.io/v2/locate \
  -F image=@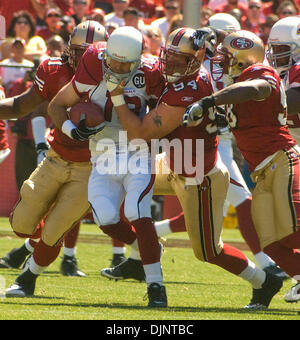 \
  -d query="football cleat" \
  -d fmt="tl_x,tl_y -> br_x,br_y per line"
6,269 -> 38,298
244,271 -> 283,310
147,283 -> 168,308
264,265 -> 290,281
110,253 -> 127,268
60,255 -> 86,277
284,283 -> 300,303
0,245 -> 31,269
101,258 -> 145,282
